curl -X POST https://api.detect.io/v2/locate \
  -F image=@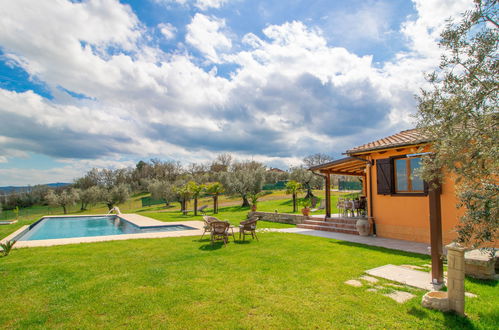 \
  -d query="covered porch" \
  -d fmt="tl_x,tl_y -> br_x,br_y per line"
309,157 -> 371,219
